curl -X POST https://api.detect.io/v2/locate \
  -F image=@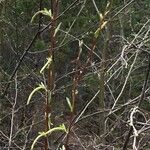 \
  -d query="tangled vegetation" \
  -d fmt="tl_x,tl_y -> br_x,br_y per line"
0,0 -> 150,149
